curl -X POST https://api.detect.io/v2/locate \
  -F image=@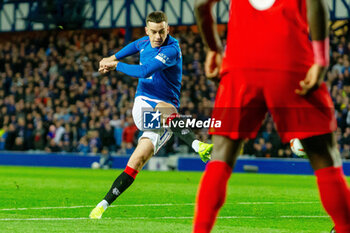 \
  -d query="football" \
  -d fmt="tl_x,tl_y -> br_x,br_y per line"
91,162 -> 101,169
290,138 -> 307,157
